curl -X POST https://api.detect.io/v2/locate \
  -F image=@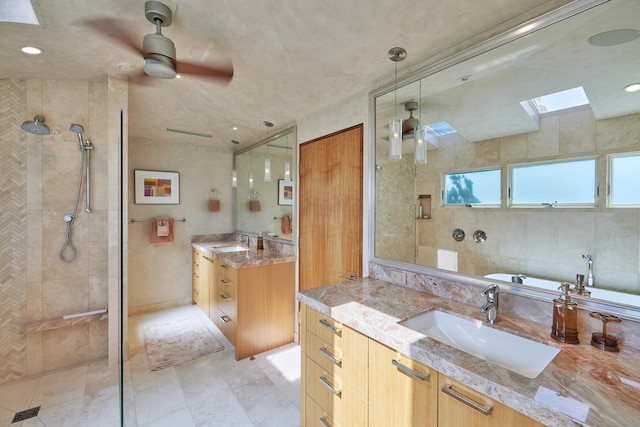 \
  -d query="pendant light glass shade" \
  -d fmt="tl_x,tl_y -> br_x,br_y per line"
415,125 -> 427,164
389,118 -> 403,160
284,160 -> 291,181
232,169 -> 237,188
264,157 -> 271,181
249,170 -> 254,189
